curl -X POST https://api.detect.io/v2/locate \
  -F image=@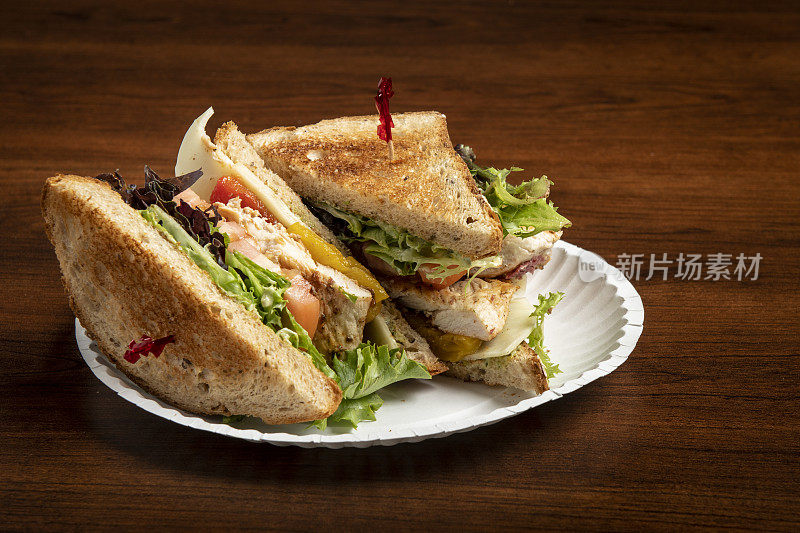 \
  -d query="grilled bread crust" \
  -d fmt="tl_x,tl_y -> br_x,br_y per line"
247,111 -> 503,260
215,122 -> 442,374
42,175 -> 341,424
445,343 -> 549,393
